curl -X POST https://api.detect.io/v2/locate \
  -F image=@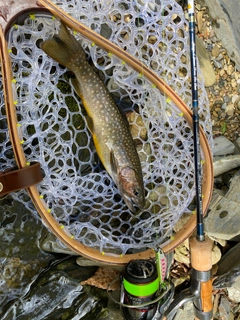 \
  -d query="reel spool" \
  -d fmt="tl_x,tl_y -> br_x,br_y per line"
121,259 -> 159,319
0,0 -> 213,265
